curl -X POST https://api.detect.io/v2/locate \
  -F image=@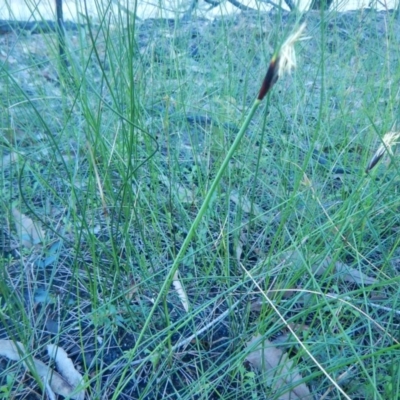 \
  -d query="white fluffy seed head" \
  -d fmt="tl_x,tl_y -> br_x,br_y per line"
277,23 -> 308,78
